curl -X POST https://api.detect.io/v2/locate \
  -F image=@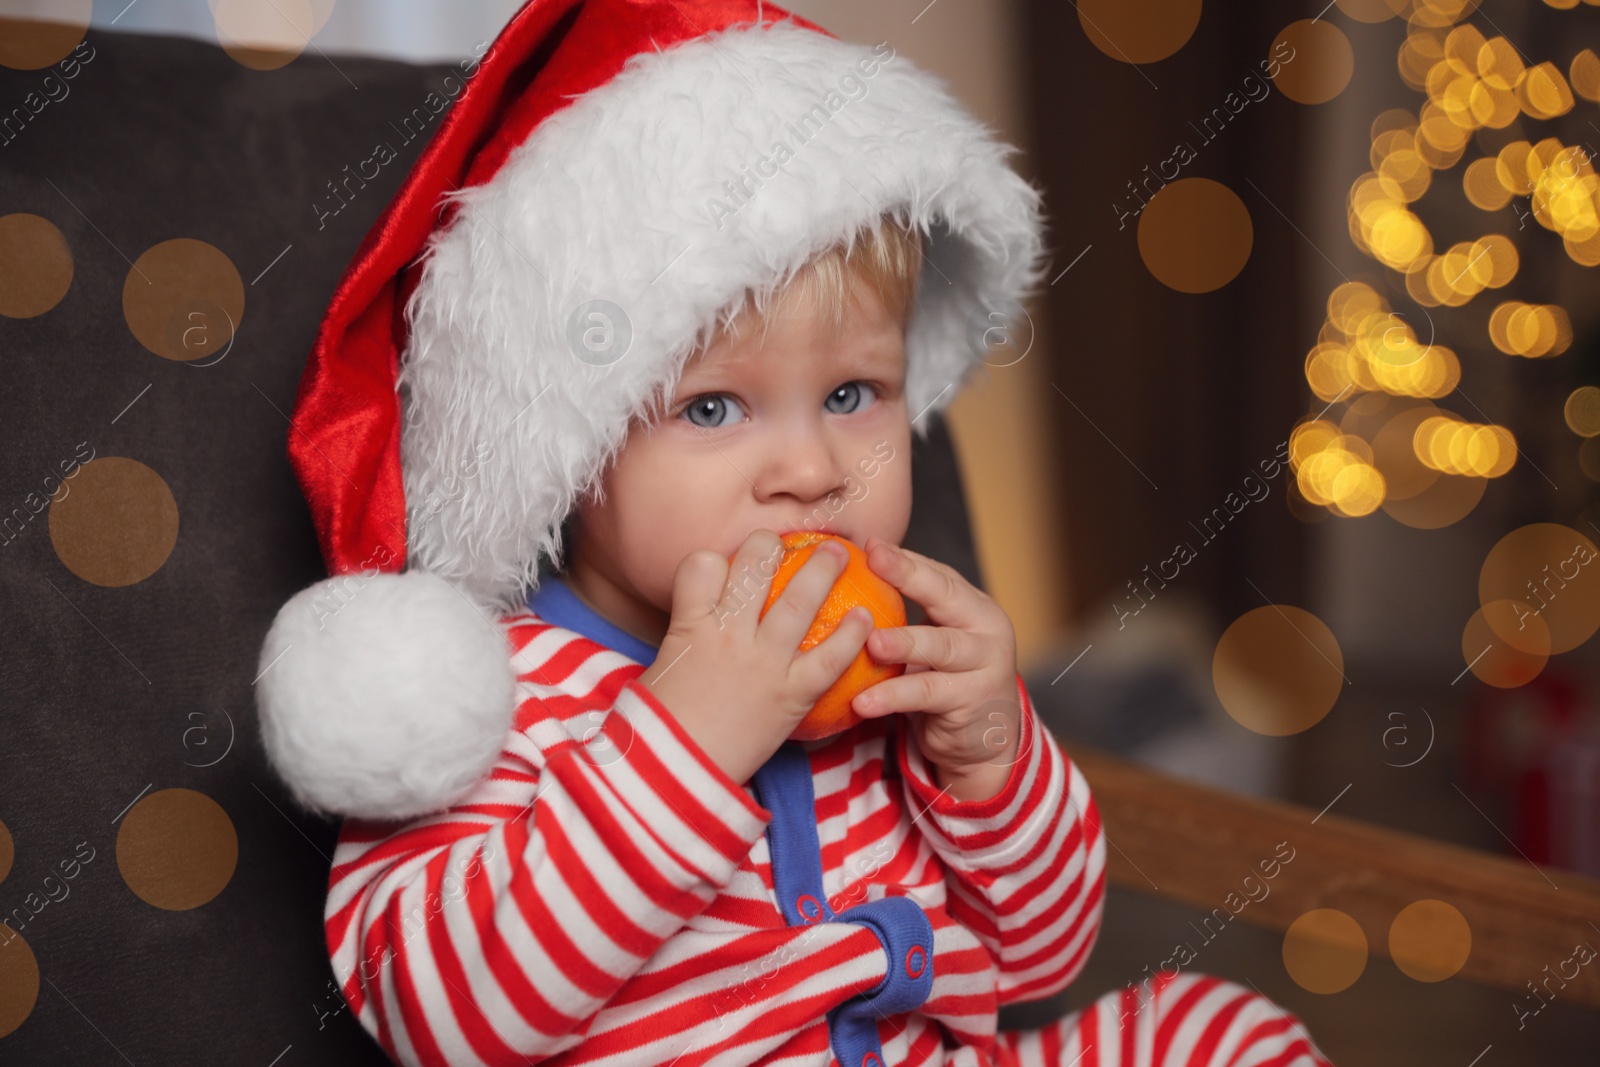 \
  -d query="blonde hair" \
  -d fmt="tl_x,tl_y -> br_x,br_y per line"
628,213 -> 924,432
712,213 -> 924,349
